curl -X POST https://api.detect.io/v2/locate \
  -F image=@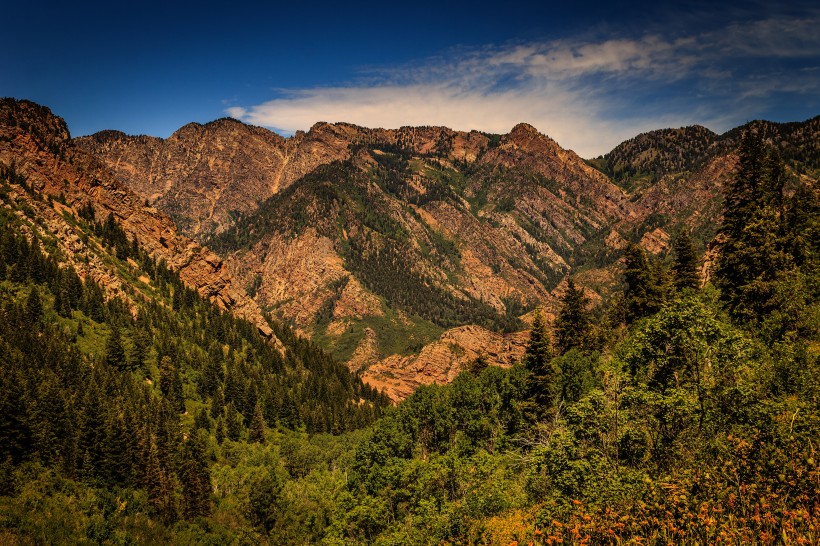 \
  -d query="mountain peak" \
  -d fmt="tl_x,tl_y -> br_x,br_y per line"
509,122 -> 539,135
85,129 -> 128,143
